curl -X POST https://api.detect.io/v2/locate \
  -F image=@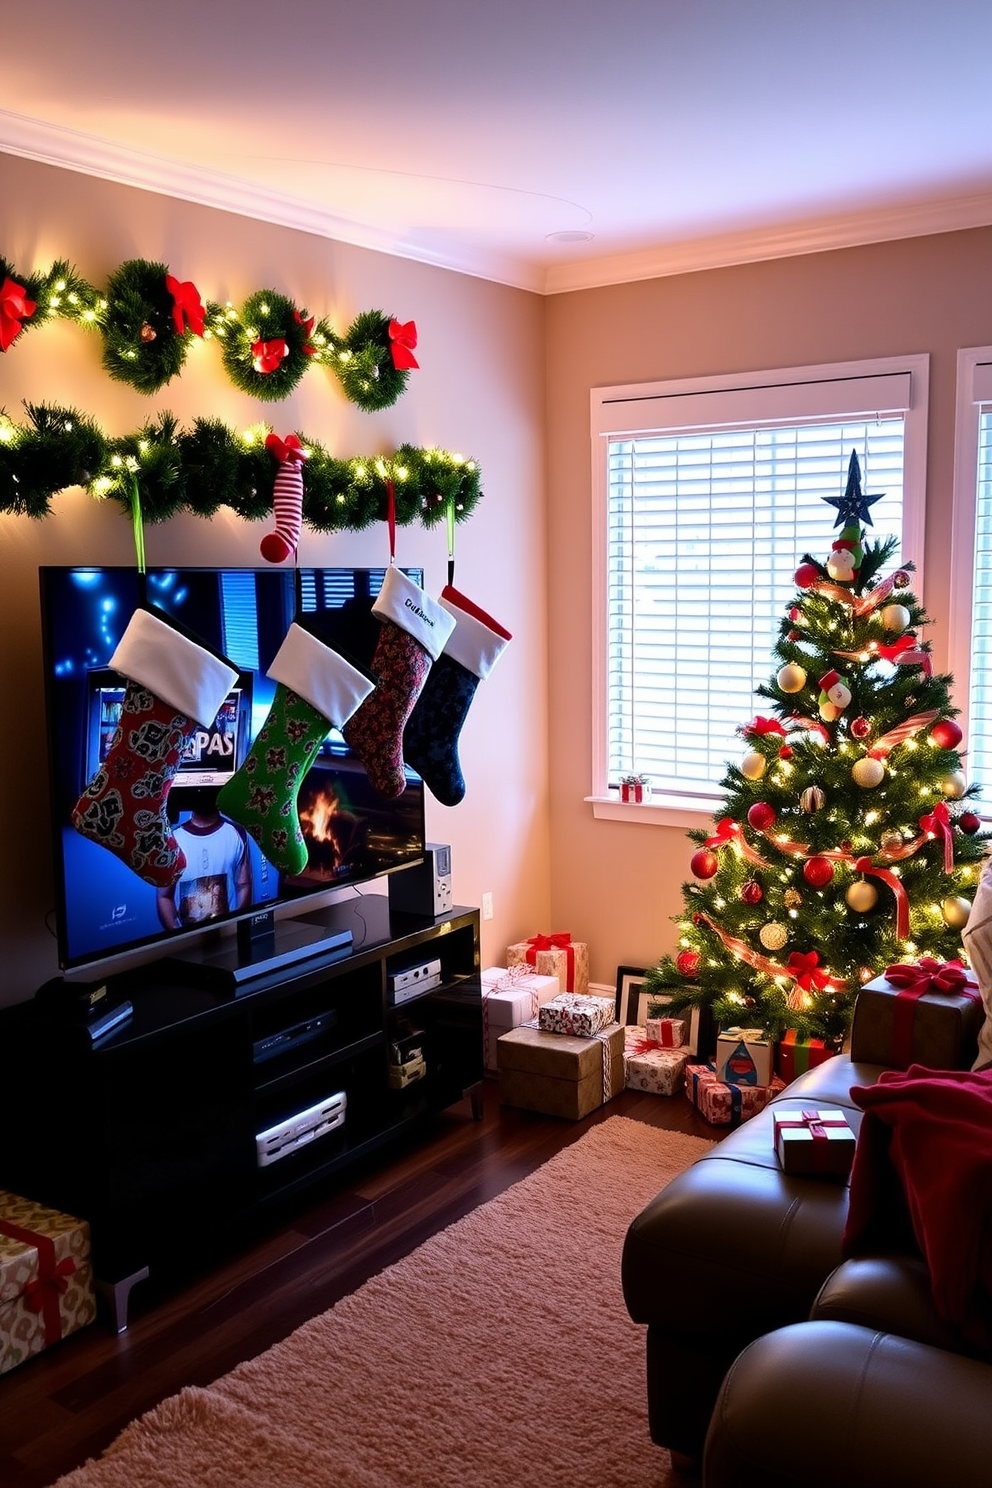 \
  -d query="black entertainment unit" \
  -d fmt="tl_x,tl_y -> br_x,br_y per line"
0,899 -> 483,1330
